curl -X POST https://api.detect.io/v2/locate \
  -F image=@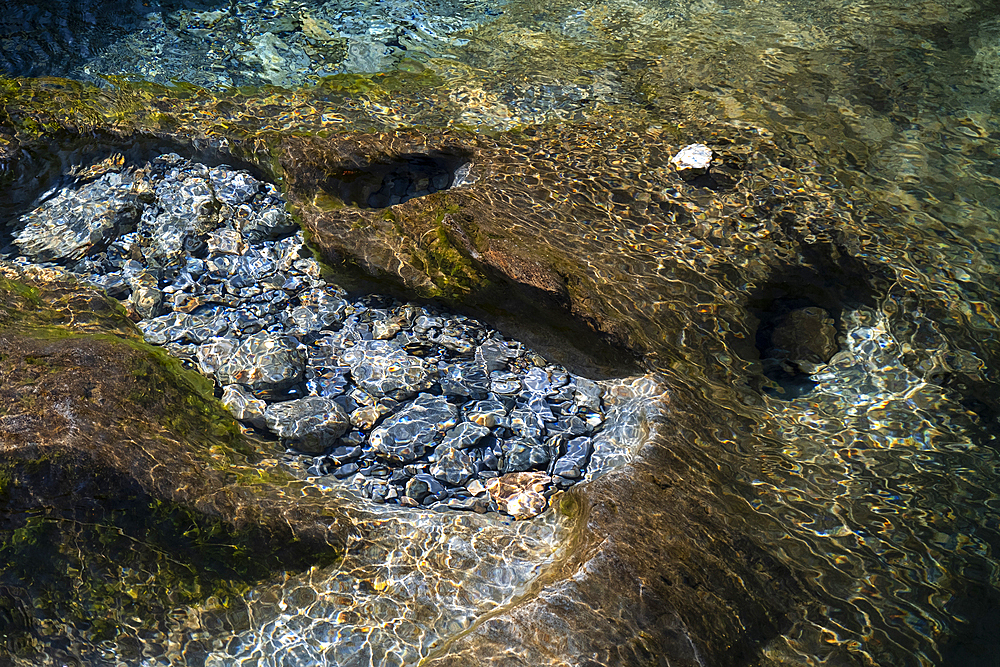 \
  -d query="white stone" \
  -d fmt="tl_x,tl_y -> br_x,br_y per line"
670,144 -> 713,171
